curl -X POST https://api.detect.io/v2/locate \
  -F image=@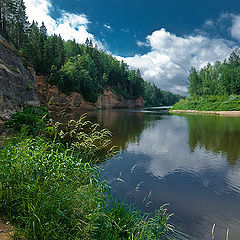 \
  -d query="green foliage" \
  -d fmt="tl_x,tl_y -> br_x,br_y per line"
0,130 -> 183,239
46,114 -> 117,163
175,48 -> 240,110
0,0 -> 28,49
1,0 -> 181,106
172,95 -> 240,111
94,202 -> 175,240
56,54 -> 100,102
143,81 -> 184,107
49,51 -> 146,103
187,48 -> 240,96
0,136 -> 108,239
5,107 -> 49,134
